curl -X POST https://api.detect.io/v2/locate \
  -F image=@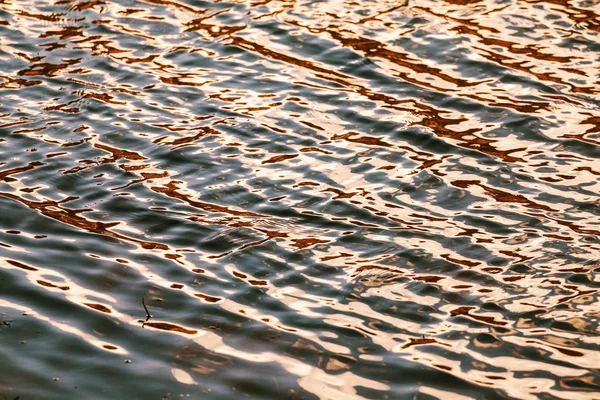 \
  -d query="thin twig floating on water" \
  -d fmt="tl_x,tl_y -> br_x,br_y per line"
142,297 -> 152,327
